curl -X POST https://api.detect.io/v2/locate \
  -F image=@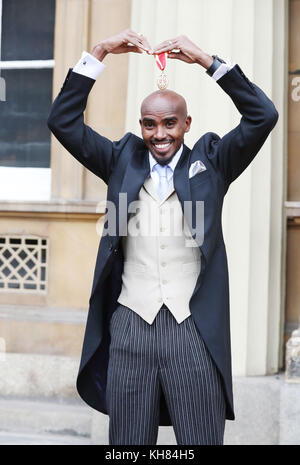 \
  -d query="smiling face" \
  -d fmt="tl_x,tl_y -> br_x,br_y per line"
139,90 -> 192,165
